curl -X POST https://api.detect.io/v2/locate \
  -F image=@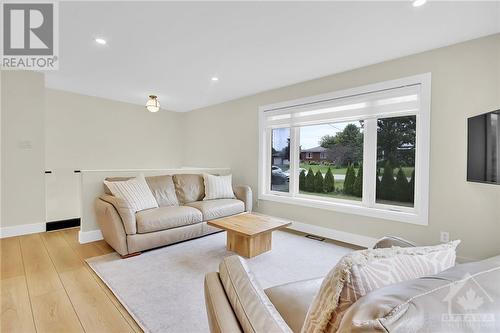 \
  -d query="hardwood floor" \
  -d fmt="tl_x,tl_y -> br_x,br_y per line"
0,228 -> 142,333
